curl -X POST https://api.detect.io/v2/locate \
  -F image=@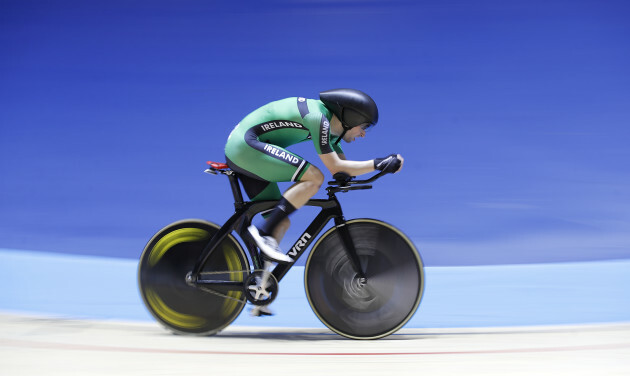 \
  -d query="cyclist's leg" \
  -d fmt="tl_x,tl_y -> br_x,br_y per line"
258,166 -> 324,246
257,164 -> 325,240
233,170 -> 283,202
283,164 -> 325,209
258,165 -> 324,244
225,143 -> 313,262
230,171 -> 292,242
